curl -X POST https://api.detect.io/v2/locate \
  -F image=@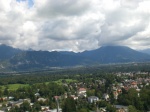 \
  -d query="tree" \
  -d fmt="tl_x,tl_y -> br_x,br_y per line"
9,106 -> 20,112
33,102 -> 41,111
3,88 -> 9,96
62,97 -> 76,112
0,87 -> 3,97
128,105 -> 141,112
20,101 -> 31,111
77,108 -> 90,112
87,89 -> 95,97
106,104 -> 116,112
